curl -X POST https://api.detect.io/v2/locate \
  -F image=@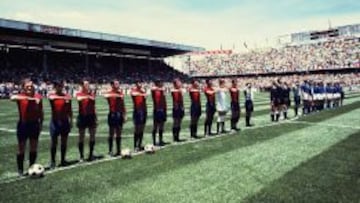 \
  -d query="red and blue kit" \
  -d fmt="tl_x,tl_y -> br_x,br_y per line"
171,88 -> 184,119
151,87 -> 167,122
16,93 -> 43,141
204,86 -> 216,115
106,89 -> 126,127
76,91 -> 97,128
49,93 -> 72,137
229,87 -> 240,112
131,87 -> 147,125
189,87 -> 201,118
